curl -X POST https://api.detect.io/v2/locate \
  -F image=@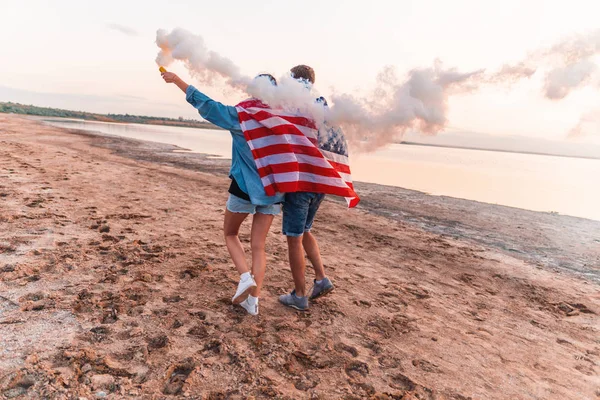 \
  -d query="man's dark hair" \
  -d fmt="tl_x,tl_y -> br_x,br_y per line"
290,65 -> 315,84
256,73 -> 277,85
